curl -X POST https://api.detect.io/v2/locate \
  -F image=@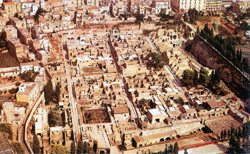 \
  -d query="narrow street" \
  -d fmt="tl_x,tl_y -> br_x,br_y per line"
146,37 -> 184,94
107,40 -> 138,119
61,41 -> 80,142
19,103 -> 35,154
19,93 -> 45,154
